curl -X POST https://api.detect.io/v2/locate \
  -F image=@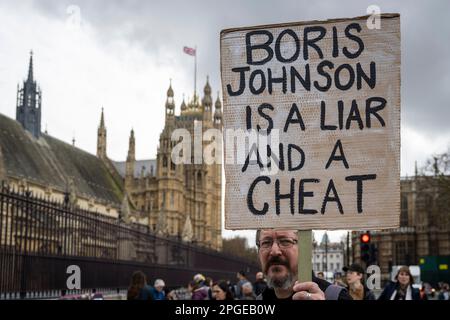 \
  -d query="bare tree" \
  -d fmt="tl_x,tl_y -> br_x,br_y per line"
222,236 -> 258,264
